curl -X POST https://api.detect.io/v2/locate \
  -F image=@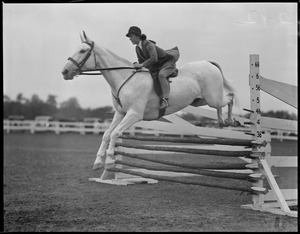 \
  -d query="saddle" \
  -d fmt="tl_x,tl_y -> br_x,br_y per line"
152,68 -> 178,99
167,68 -> 178,79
